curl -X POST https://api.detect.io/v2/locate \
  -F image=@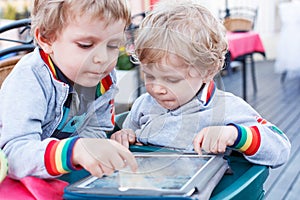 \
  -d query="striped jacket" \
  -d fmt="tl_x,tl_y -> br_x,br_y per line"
0,47 -> 117,179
